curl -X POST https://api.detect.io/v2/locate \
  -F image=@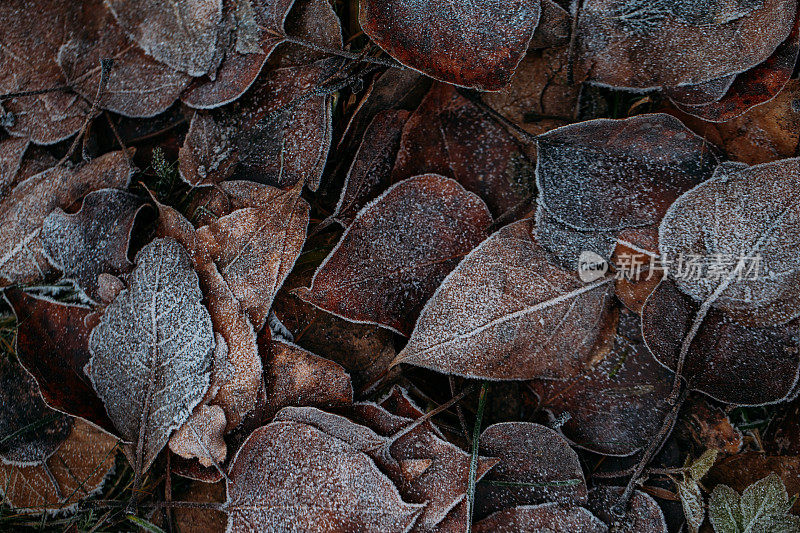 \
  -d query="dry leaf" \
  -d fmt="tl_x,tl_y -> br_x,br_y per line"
475,504 -> 608,533
168,404 -> 227,468
587,486 -> 668,533
0,136 -> 29,196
